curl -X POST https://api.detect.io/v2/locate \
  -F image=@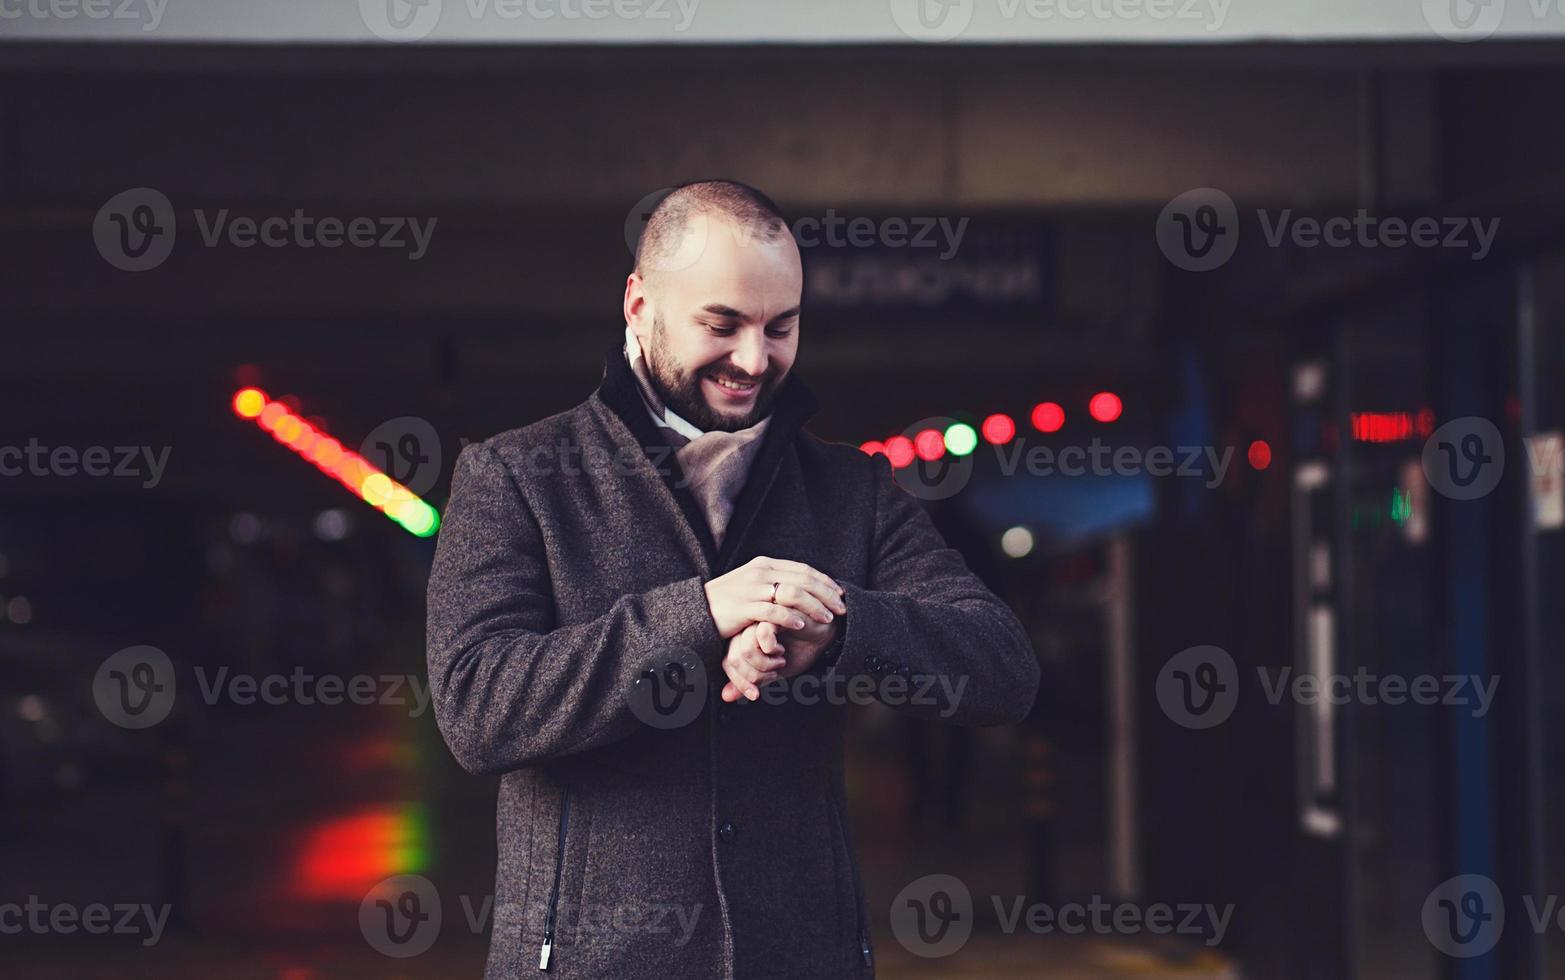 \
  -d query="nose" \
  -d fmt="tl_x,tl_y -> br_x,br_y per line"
730,329 -> 768,378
